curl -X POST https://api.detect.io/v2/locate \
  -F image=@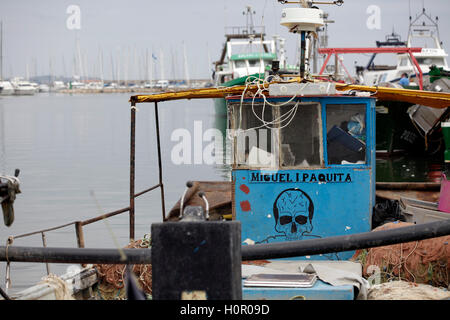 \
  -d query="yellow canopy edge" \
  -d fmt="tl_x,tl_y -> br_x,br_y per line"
334,83 -> 450,109
130,80 -> 450,109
